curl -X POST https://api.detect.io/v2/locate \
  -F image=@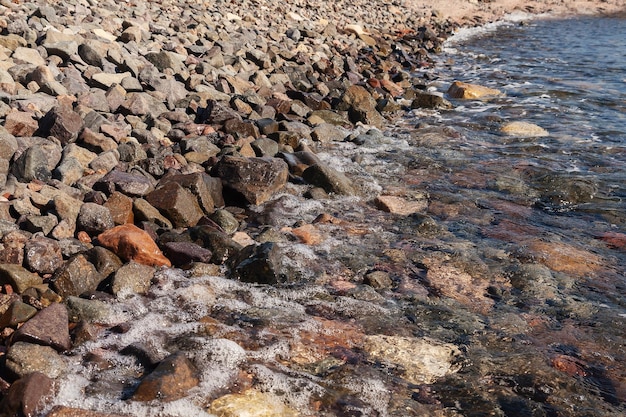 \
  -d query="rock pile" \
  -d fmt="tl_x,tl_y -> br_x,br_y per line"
0,0 -> 464,413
